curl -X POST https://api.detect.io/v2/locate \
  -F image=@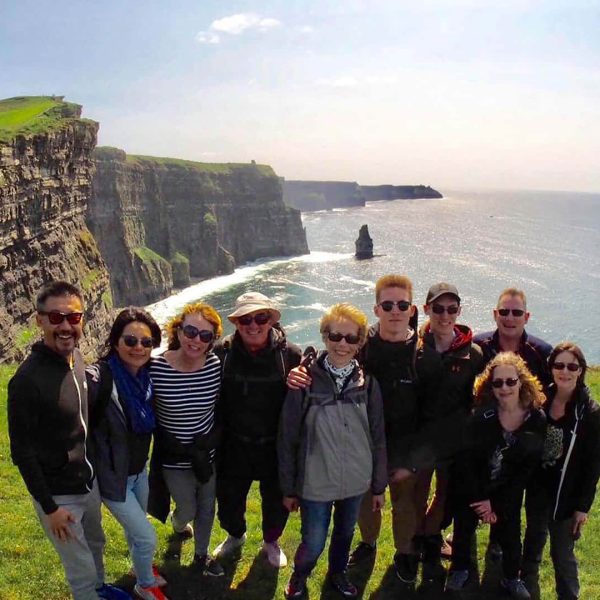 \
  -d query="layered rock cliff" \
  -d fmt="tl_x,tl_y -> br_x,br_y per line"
282,179 -> 443,211
90,149 -> 309,306
0,97 -> 113,362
